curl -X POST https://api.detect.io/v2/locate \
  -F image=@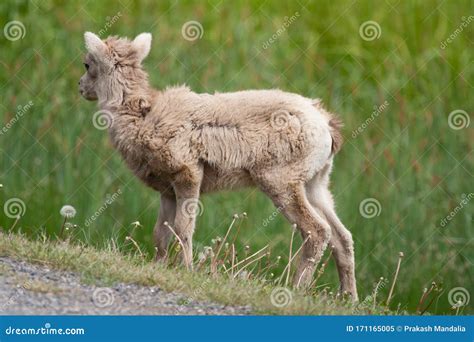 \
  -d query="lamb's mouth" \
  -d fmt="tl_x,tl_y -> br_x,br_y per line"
79,89 -> 98,101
